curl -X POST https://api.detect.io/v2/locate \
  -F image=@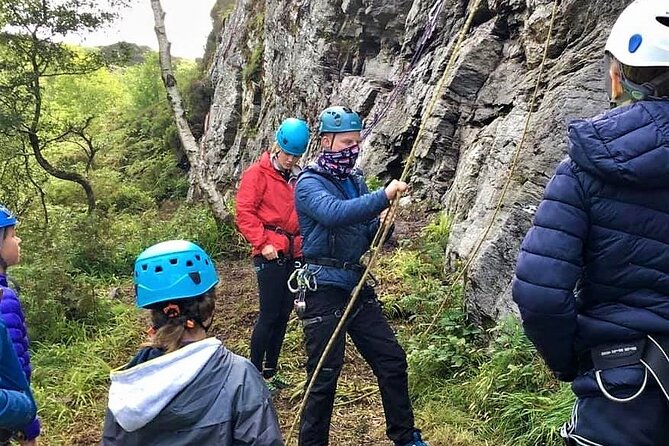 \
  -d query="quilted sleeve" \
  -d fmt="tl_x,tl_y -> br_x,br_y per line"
512,159 -> 589,380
